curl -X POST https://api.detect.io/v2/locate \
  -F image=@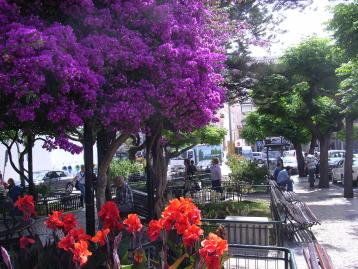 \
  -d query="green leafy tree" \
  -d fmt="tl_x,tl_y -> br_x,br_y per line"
280,38 -> 343,187
241,111 -> 311,176
329,2 -> 358,197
